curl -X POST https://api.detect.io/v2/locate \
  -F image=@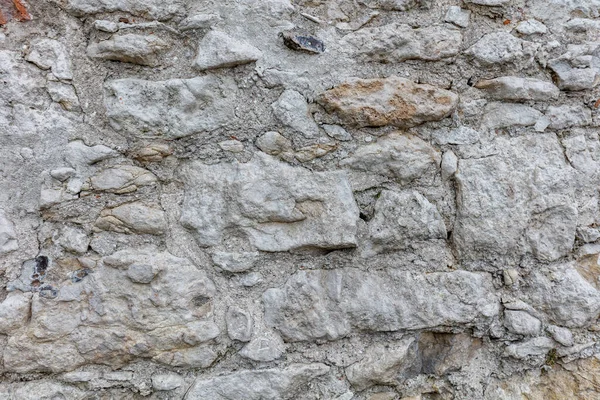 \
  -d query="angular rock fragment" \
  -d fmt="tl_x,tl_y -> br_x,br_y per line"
212,251 -> 258,273
468,32 -> 524,65
432,126 -> 480,145
25,38 -> 72,80
256,131 -> 293,155
441,150 -> 458,180
61,0 -> 184,20
87,34 -> 168,66
0,292 -> 31,333
548,43 -> 600,91
418,333 -> 482,375
504,337 -> 556,359
179,153 -> 359,251
87,165 -> 157,193
360,0 -> 418,11
264,268 -> 499,341
0,209 -> 18,254
546,105 -> 592,129
240,329 -> 286,361
481,102 -> 542,129
65,140 -> 117,166
445,6 -> 471,28
272,89 -> 320,138
318,77 -> 458,128
281,31 -> 325,54
179,13 -> 220,30
195,30 -> 262,70
454,134 -> 576,265
475,76 -> 559,101
226,307 -> 254,342
504,310 -> 542,336
346,338 -> 419,391
516,20 -> 547,35
93,19 -> 118,32
342,23 -> 462,63
152,373 -> 185,391
131,143 -> 172,162
53,225 -> 89,254
104,75 -> 235,138
368,190 -> 446,252
47,81 -> 80,111
184,364 -> 330,399
526,205 -> 577,261
95,202 -> 167,235
340,133 -> 441,185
